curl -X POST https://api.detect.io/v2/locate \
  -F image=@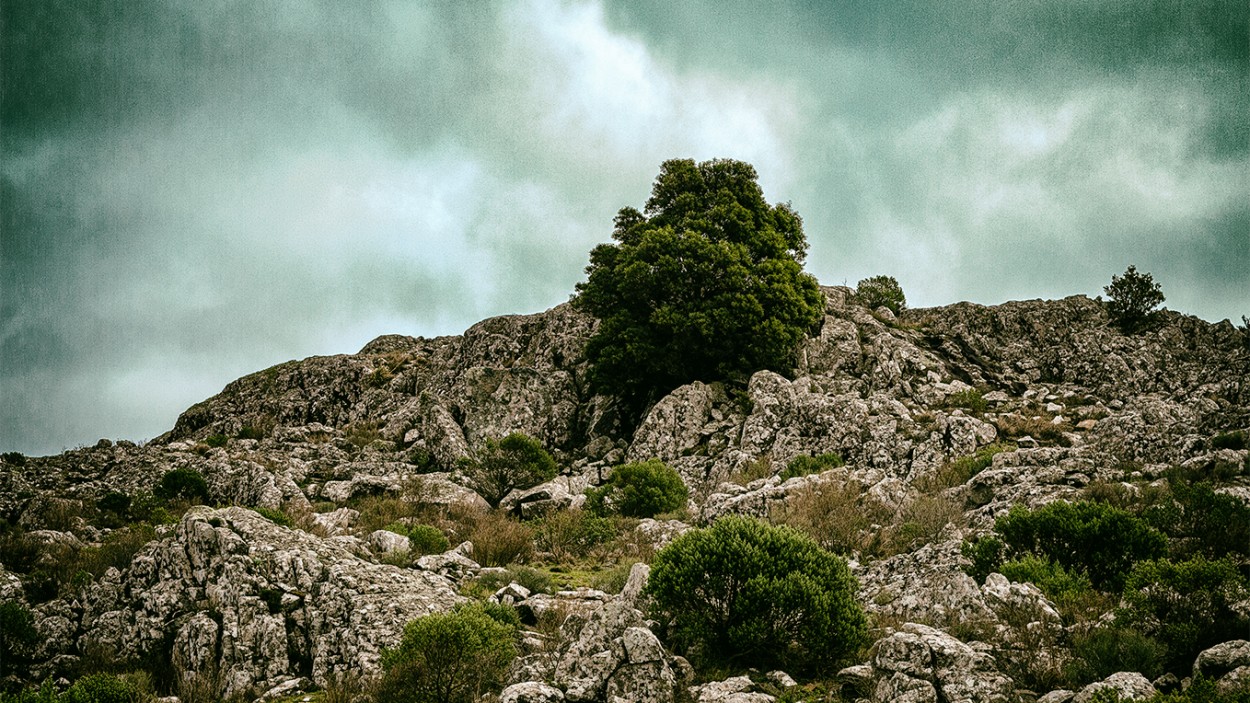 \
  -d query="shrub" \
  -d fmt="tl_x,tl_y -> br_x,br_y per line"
772,479 -> 889,557
779,453 -> 843,481
252,506 -> 291,527
1104,265 -> 1165,334
645,516 -> 867,675
573,158 -> 824,407
960,536 -> 1005,584
458,433 -> 557,508
1211,430 -> 1247,450
994,500 -> 1166,591
1118,557 -> 1250,675
1067,626 -> 1165,685
588,460 -> 687,518
945,388 -> 988,414
63,673 -> 148,703
1144,480 -> 1250,562
1,452 -> 26,466
202,434 -> 228,448
855,275 -> 906,315
406,524 -> 449,556
464,510 -> 534,567
376,603 -> 518,703
533,509 -> 618,562
235,426 -> 264,440
886,494 -> 964,554
154,469 -> 209,504
919,443 -> 1008,491
998,554 -> 1093,607
0,600 -> 38,678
